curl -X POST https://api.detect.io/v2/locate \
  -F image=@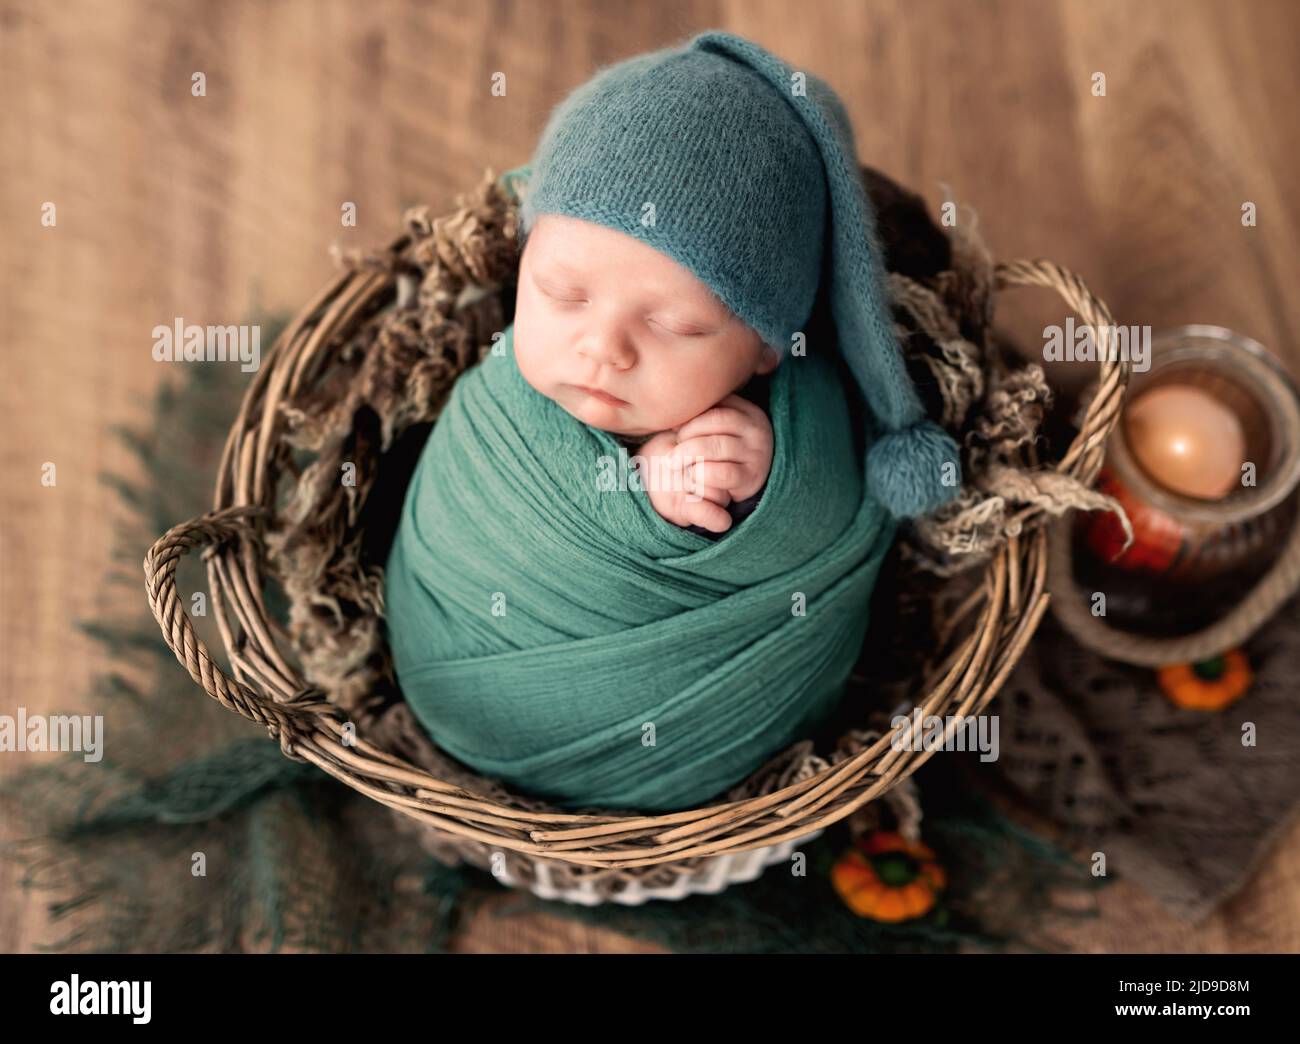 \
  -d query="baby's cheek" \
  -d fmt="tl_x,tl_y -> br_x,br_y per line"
513,339 -> 549,395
